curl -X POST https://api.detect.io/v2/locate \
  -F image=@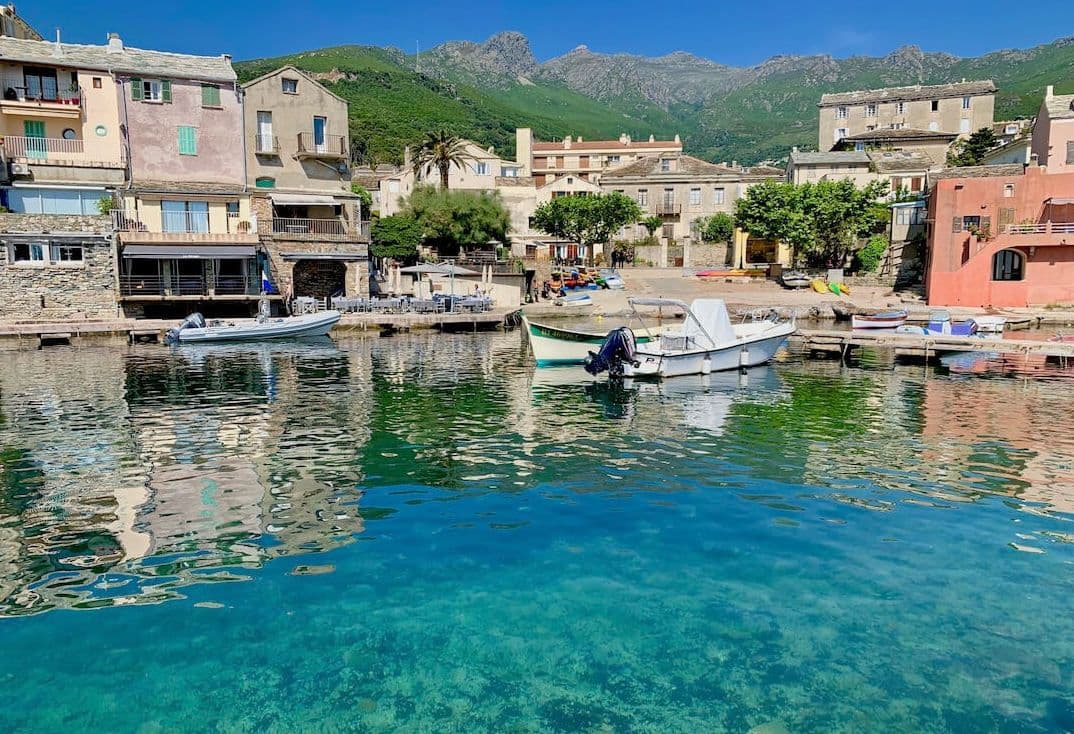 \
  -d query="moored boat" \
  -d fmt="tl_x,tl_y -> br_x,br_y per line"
166,310 -> 341,344
557,292 -> 593,307
522,315 -> 667,366
851,309 -> 909,329
896,309 -> 979,337
780,271 -> 811,289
